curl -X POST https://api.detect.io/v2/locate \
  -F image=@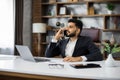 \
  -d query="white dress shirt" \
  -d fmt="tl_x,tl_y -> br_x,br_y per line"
65,39 -> 77,56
